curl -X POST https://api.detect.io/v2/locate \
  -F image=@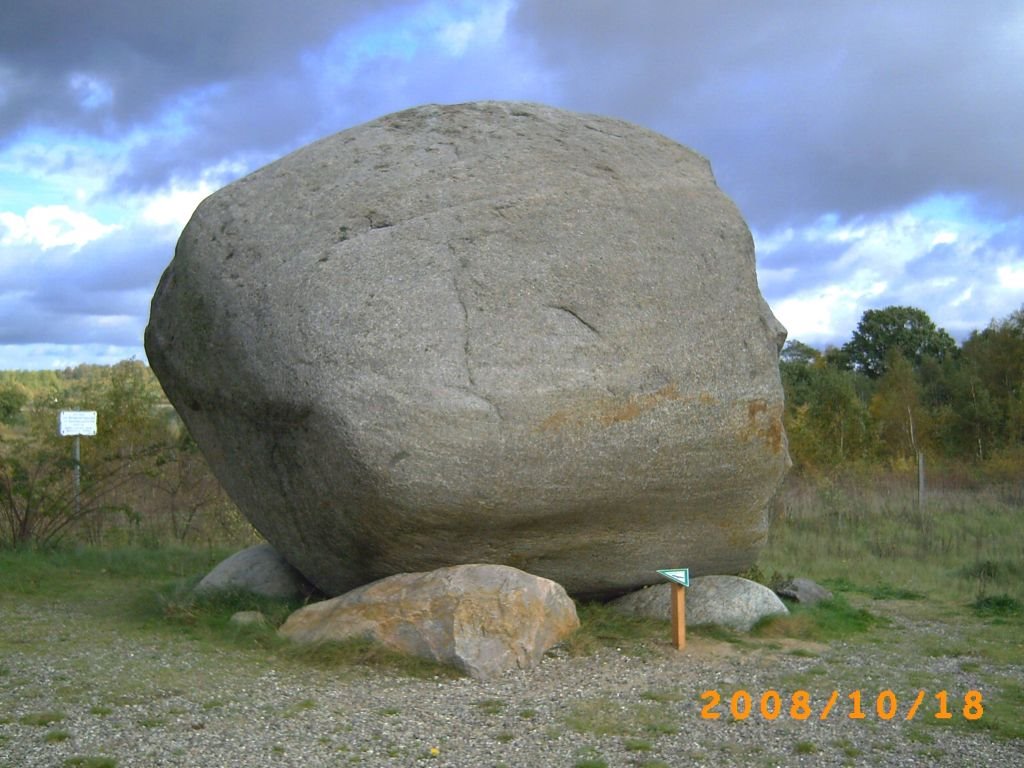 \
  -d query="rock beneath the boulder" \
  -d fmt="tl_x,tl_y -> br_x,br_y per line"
195,544 -> 314,600
278,564 -> 578,679
229,610 -> 267,627
610,575 -> 789,632
774,577 -> 833,606
146,100 -> 789,598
